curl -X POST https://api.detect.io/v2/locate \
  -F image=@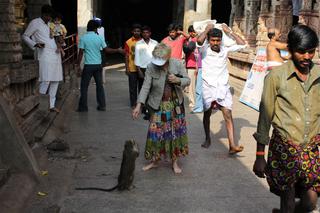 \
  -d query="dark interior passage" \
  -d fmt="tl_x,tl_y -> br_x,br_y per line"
51,0 -> 78,35
211,0 -> 232,25
102,0 -> 173,47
